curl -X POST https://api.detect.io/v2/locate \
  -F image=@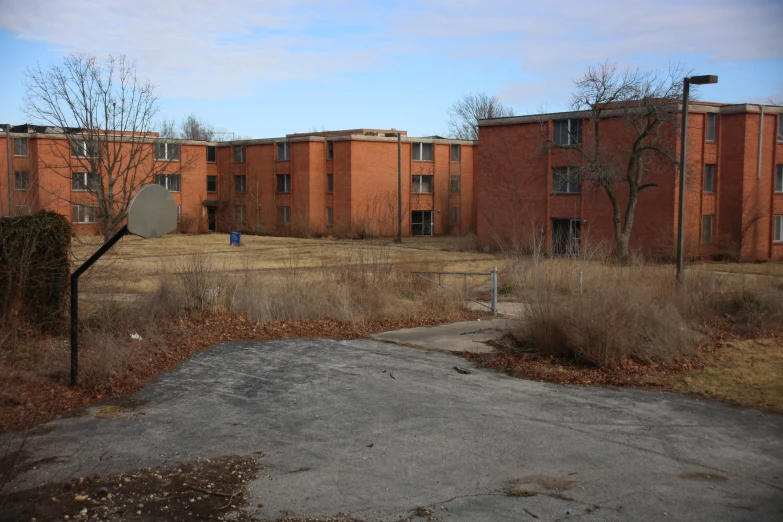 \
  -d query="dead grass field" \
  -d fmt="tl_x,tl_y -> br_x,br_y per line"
72,233 -> 499,294
698,261 -> 783,277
